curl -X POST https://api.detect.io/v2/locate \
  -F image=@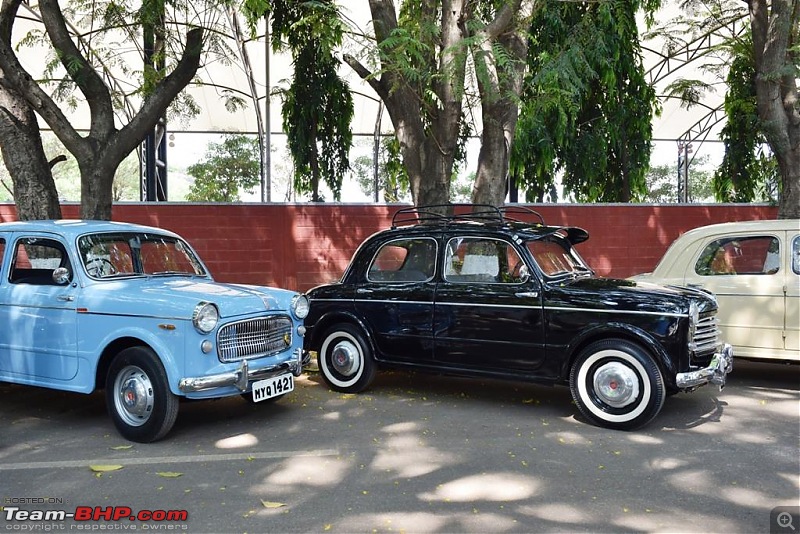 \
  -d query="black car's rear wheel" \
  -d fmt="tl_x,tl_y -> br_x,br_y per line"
318,324 -> 376,393
569,339 -> 665,430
